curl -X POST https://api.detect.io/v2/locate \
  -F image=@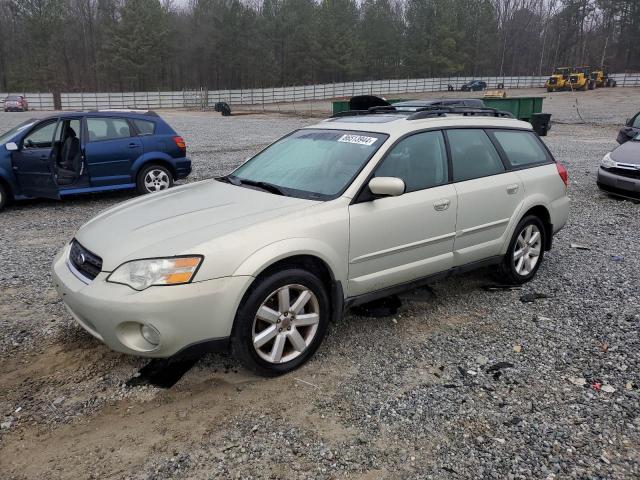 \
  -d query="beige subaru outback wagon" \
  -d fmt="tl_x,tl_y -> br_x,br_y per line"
53,107 -> 570,376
